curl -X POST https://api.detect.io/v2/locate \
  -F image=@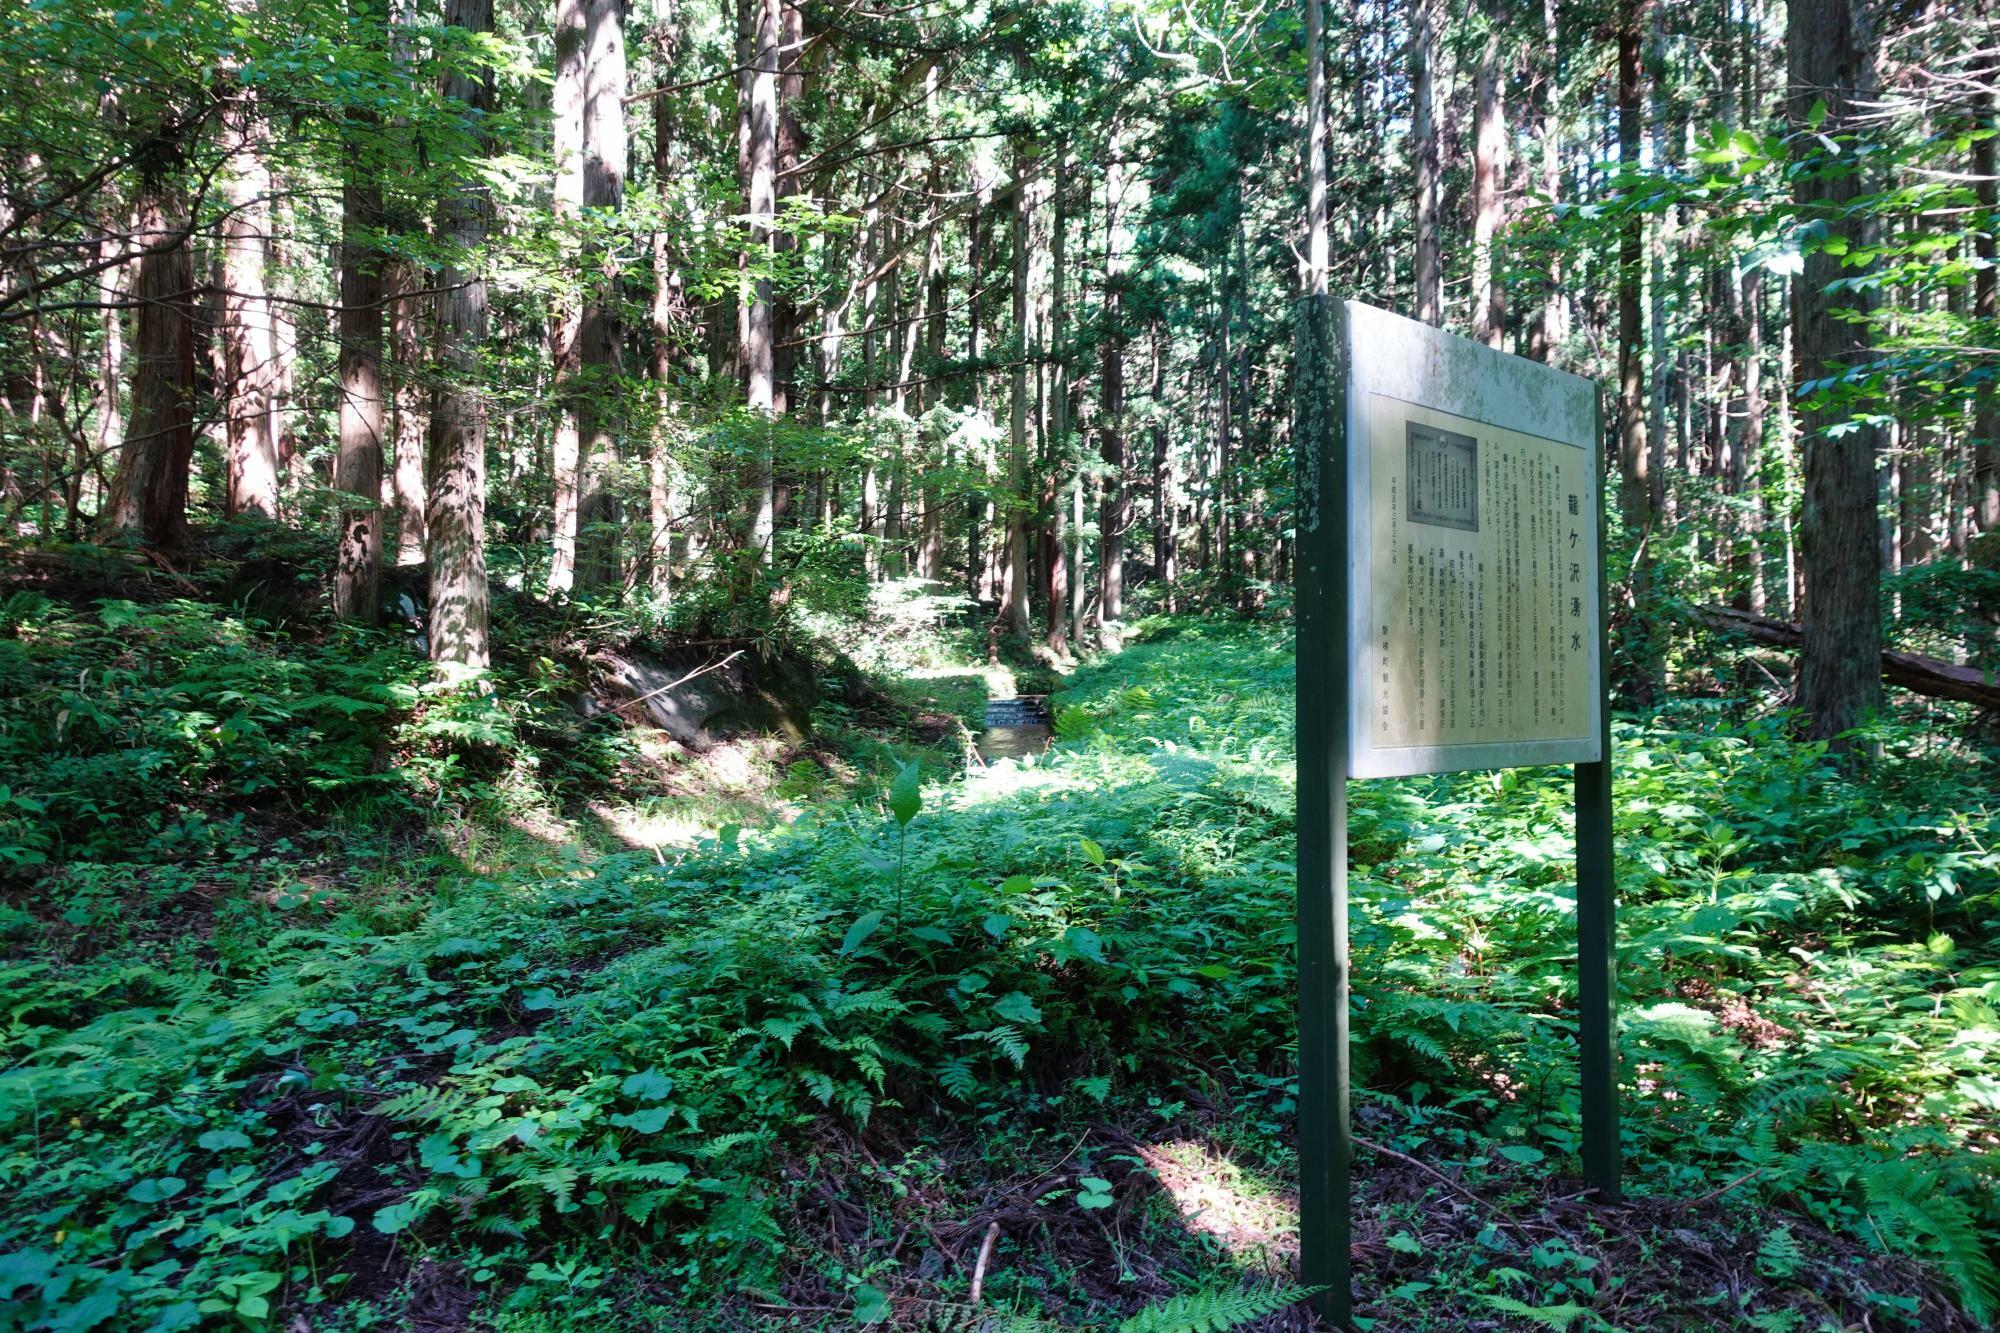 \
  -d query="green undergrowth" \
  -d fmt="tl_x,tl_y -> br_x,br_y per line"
1,594 -> 1996,1330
